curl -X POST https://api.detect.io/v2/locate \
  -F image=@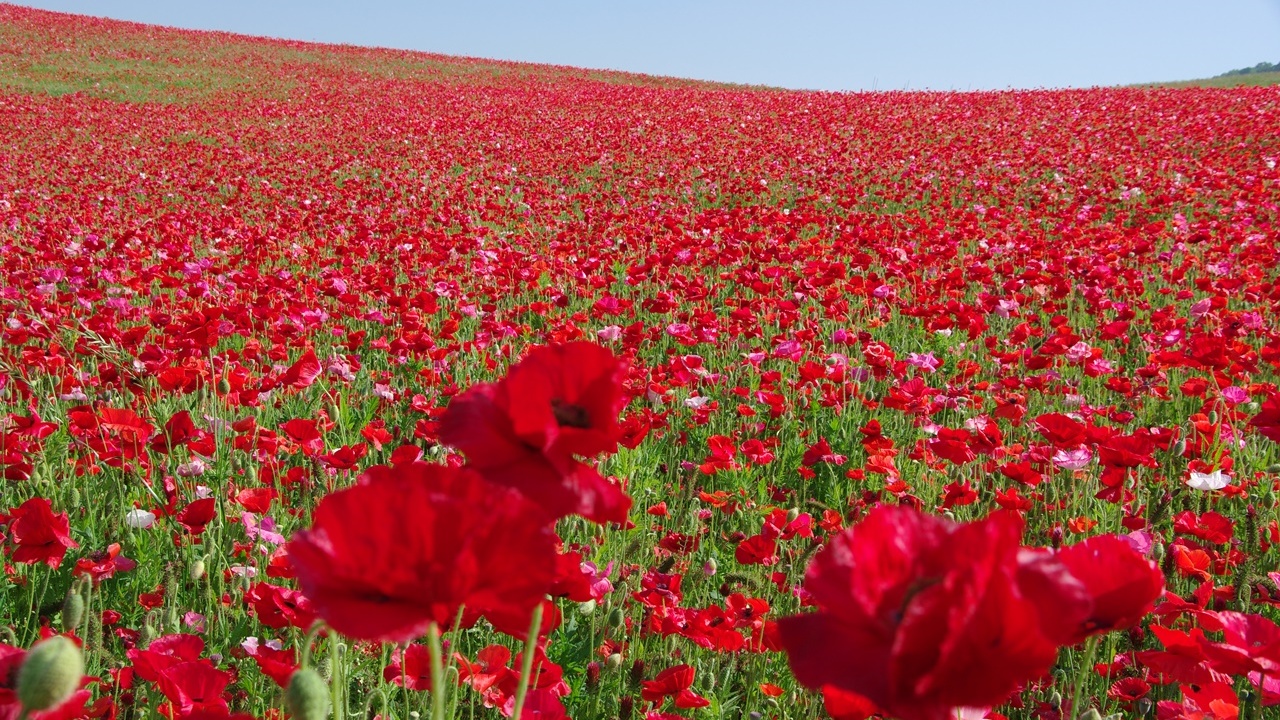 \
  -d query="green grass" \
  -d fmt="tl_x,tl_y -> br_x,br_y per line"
1132,70 -> 1280,89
